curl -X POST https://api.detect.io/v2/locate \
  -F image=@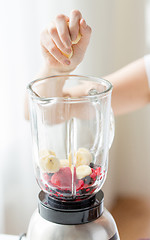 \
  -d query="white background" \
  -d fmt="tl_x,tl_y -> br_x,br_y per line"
0,0 -> 150,235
